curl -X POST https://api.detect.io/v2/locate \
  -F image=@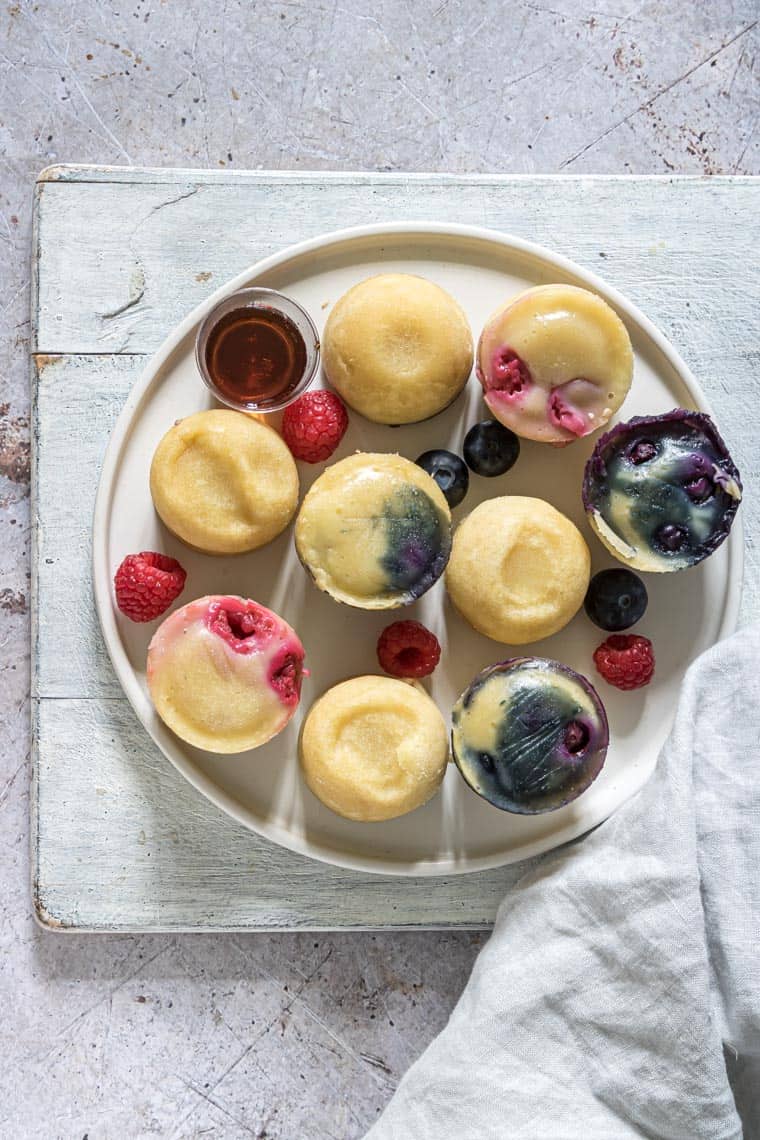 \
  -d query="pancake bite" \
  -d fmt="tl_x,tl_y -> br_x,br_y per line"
477,284 -> 633,444
300,675 -> 448,821
150,410 -> 299,555
147,595 -> 305,753
322,274 -> 473,424
295,452 -> 452,609
583,409 -> 742,573
451,658 -> 608,814
446,496 -> 590,644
